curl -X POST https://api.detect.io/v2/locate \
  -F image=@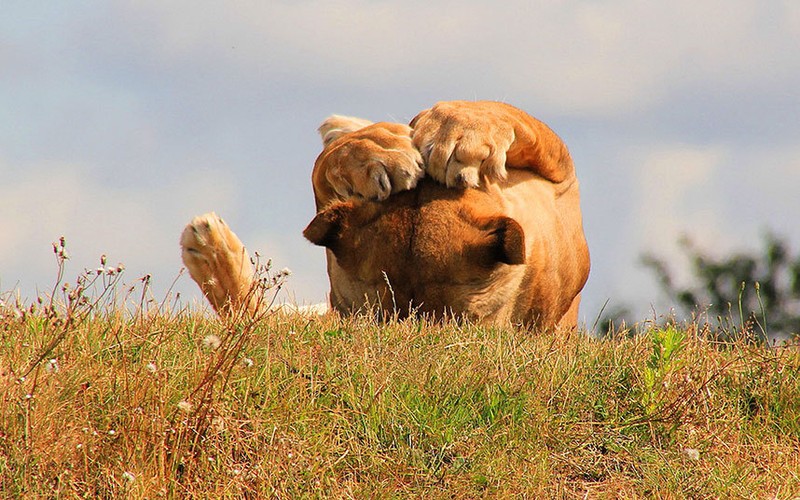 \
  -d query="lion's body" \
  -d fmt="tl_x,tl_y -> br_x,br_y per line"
309,166 -> 588,328
182,101 -> 590,329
